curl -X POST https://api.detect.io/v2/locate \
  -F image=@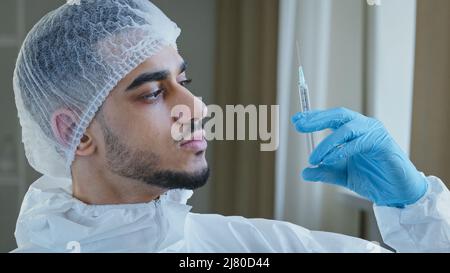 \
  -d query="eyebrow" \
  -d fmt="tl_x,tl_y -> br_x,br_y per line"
126,61 -> 188,91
